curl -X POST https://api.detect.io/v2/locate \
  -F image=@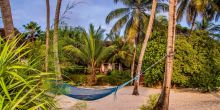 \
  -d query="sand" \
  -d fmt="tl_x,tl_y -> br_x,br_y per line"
56,86 -> 220,110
